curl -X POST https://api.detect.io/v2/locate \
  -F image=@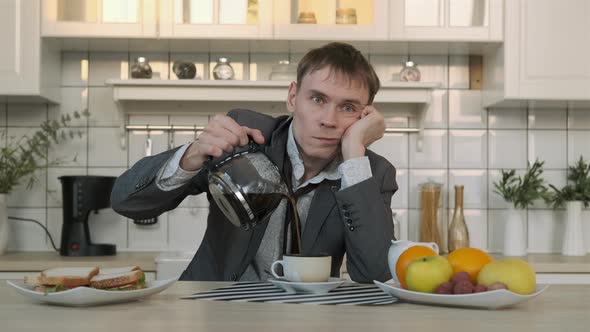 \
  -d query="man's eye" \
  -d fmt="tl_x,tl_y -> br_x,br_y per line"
341,105 -> 356,113
311,96 -> 323,104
